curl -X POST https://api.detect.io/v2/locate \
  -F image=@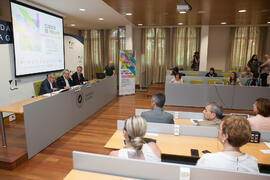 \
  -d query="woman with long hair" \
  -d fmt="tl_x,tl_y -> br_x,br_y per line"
226,72 -> 242,86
